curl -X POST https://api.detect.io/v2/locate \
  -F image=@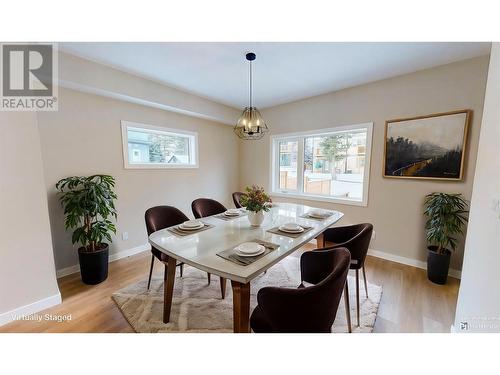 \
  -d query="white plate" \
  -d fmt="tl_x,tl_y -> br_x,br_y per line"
308,210 -> 330,219
224,209 -> 240,216
182,220 -> 204,228
236,247 -> 265,257
178,222 -> 204,231
235,242 -> 265,254
279,224 -> 304,234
